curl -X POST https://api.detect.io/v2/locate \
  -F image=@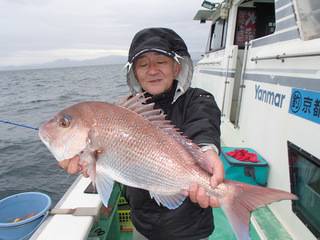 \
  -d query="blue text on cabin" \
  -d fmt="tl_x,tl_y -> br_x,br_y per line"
255,84 -> 285,108
289,88 -> 320,124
